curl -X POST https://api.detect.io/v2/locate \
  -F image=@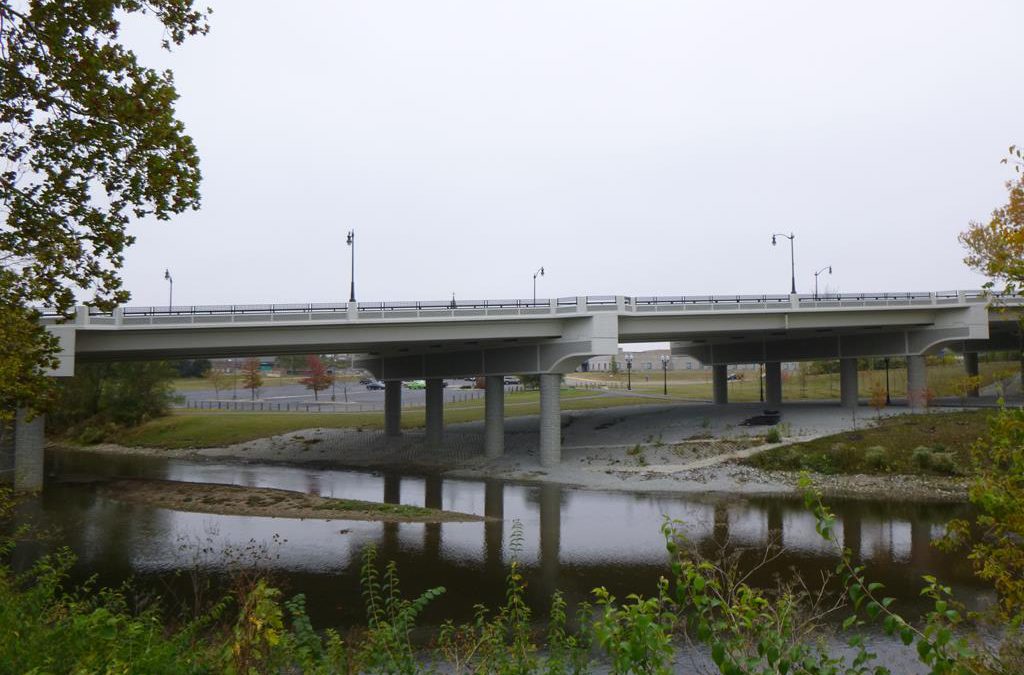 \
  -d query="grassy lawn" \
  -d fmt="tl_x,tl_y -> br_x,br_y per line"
110,388 -> 670,448
570,361 -> 1019,402
743,409 -> 992,476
